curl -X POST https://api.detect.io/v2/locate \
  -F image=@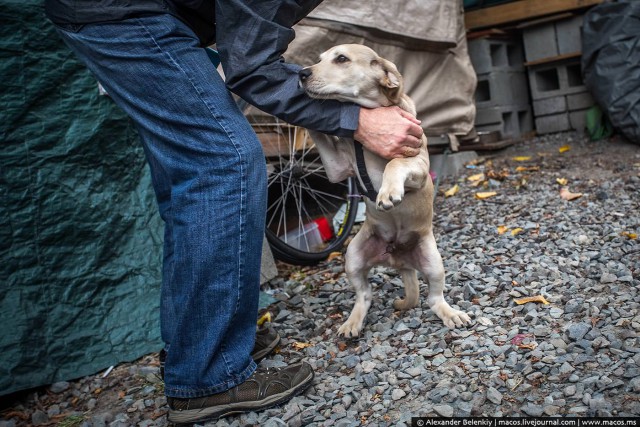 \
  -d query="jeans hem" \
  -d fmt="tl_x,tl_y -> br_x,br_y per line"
164,360 -> 257,398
